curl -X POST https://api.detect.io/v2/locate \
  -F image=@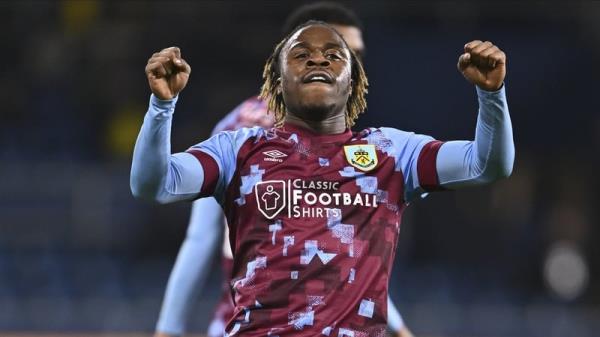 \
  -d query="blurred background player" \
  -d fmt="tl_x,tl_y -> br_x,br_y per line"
153,2 -> 413,337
